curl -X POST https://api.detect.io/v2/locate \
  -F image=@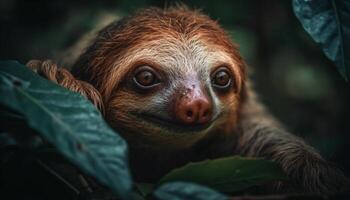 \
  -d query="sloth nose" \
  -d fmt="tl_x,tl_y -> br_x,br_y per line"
175,89 -> 213,125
